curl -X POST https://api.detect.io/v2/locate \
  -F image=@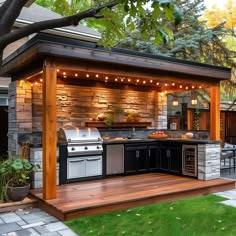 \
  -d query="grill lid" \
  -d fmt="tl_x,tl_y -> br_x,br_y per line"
58,126 -> 102,143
